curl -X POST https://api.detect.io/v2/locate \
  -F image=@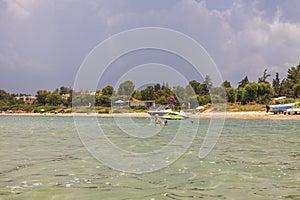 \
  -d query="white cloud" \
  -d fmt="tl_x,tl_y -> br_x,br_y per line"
101,0 -> 300,83
2,0 -> 40,20
1,0 -> 300,92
